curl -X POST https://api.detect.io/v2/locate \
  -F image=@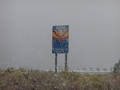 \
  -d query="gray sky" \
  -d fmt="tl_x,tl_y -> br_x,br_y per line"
0,0 -> 120,71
